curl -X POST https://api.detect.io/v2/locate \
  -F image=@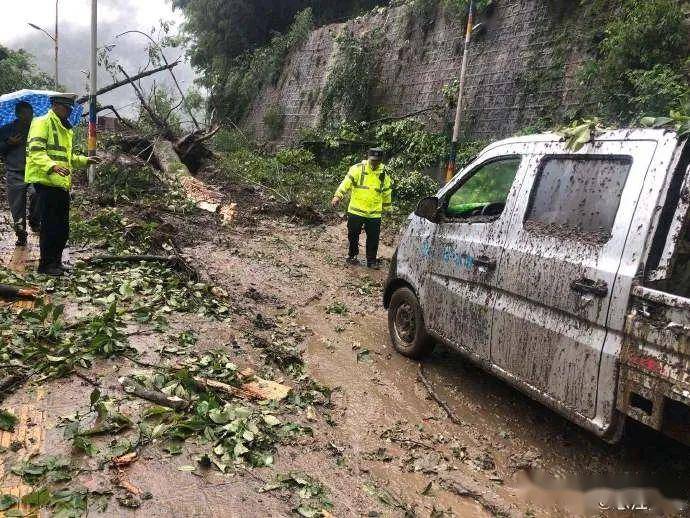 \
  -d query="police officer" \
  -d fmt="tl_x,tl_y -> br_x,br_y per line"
332,148 -> 392,269
0,102 -> 39,246
25,94 -> 98,276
